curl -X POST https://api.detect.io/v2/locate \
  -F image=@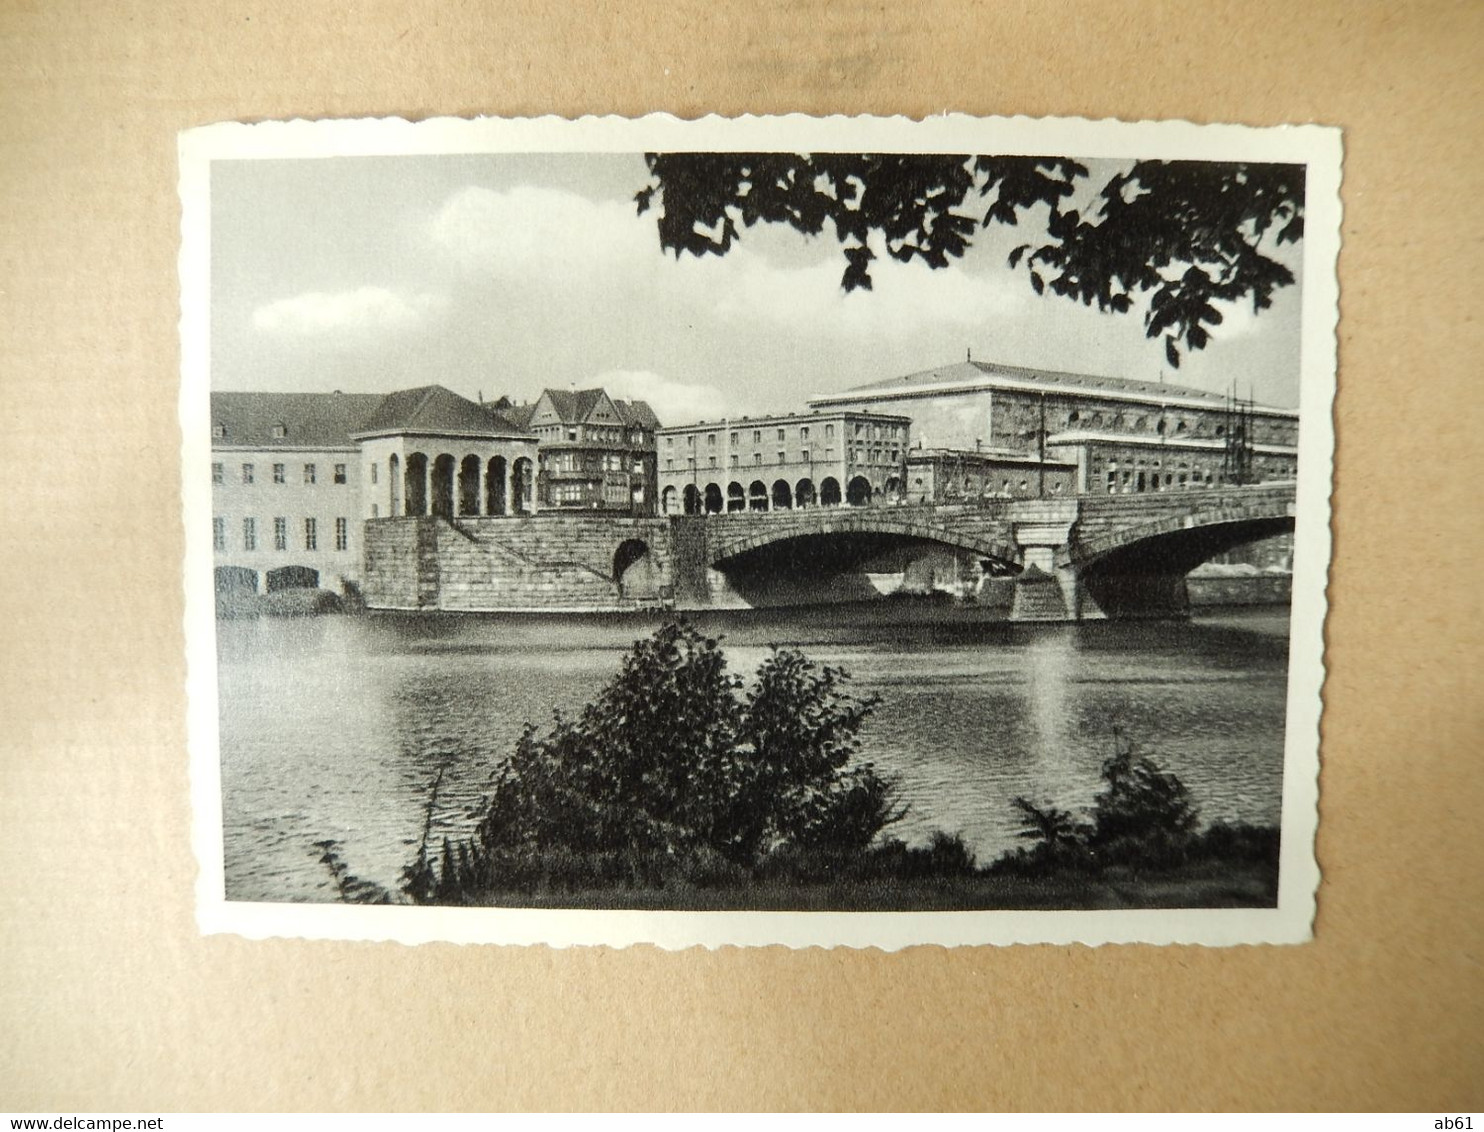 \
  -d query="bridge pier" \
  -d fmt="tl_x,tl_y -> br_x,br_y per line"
1009,501 -> 1079,622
